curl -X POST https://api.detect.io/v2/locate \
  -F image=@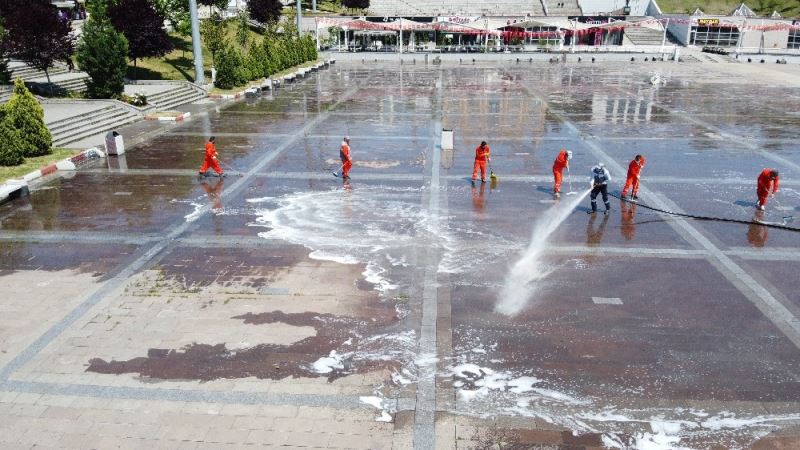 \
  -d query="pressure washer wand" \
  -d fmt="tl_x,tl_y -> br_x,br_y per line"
218,160 -> 241,177
566,165 -> 577,195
